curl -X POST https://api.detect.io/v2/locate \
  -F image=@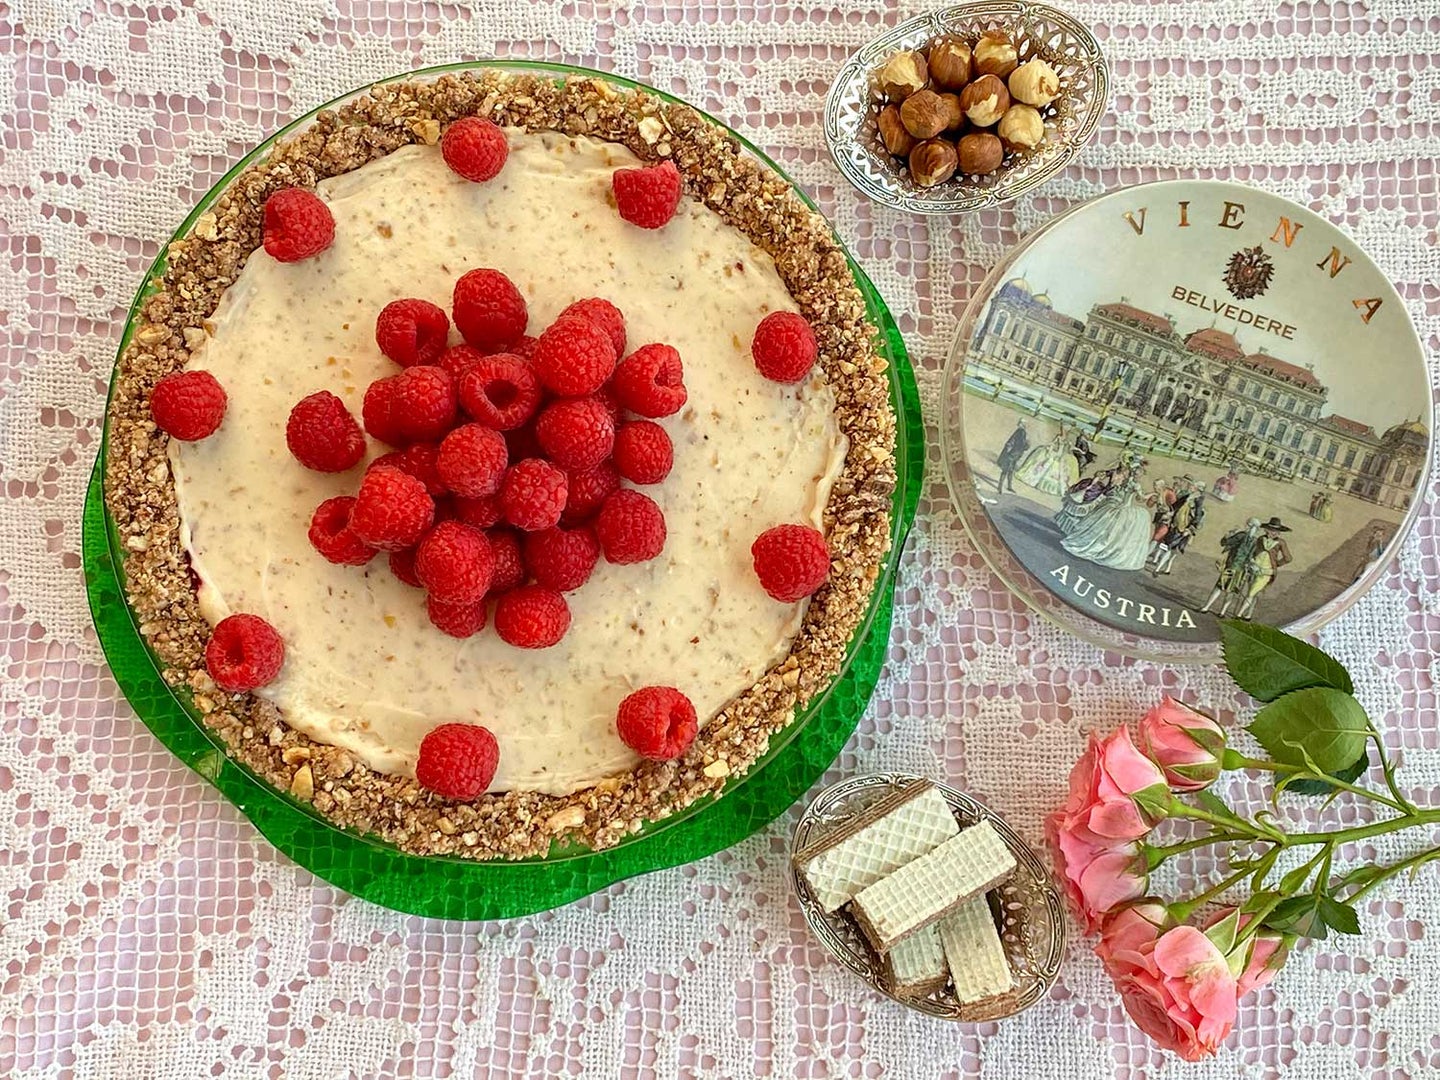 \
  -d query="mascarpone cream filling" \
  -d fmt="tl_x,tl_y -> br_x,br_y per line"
170,133 -> 846,795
